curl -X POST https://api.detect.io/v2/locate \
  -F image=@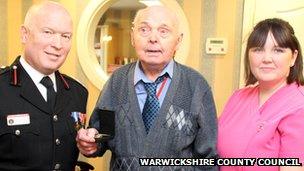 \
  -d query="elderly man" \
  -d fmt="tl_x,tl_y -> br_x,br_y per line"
77,6 -> 217,170
0,1 -> 88,170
